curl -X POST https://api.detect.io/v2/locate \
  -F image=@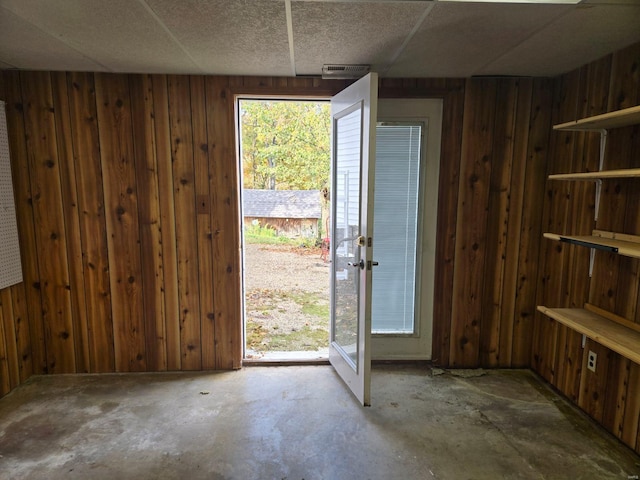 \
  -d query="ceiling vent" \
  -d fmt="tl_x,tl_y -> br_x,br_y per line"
322,64 -> 370,80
